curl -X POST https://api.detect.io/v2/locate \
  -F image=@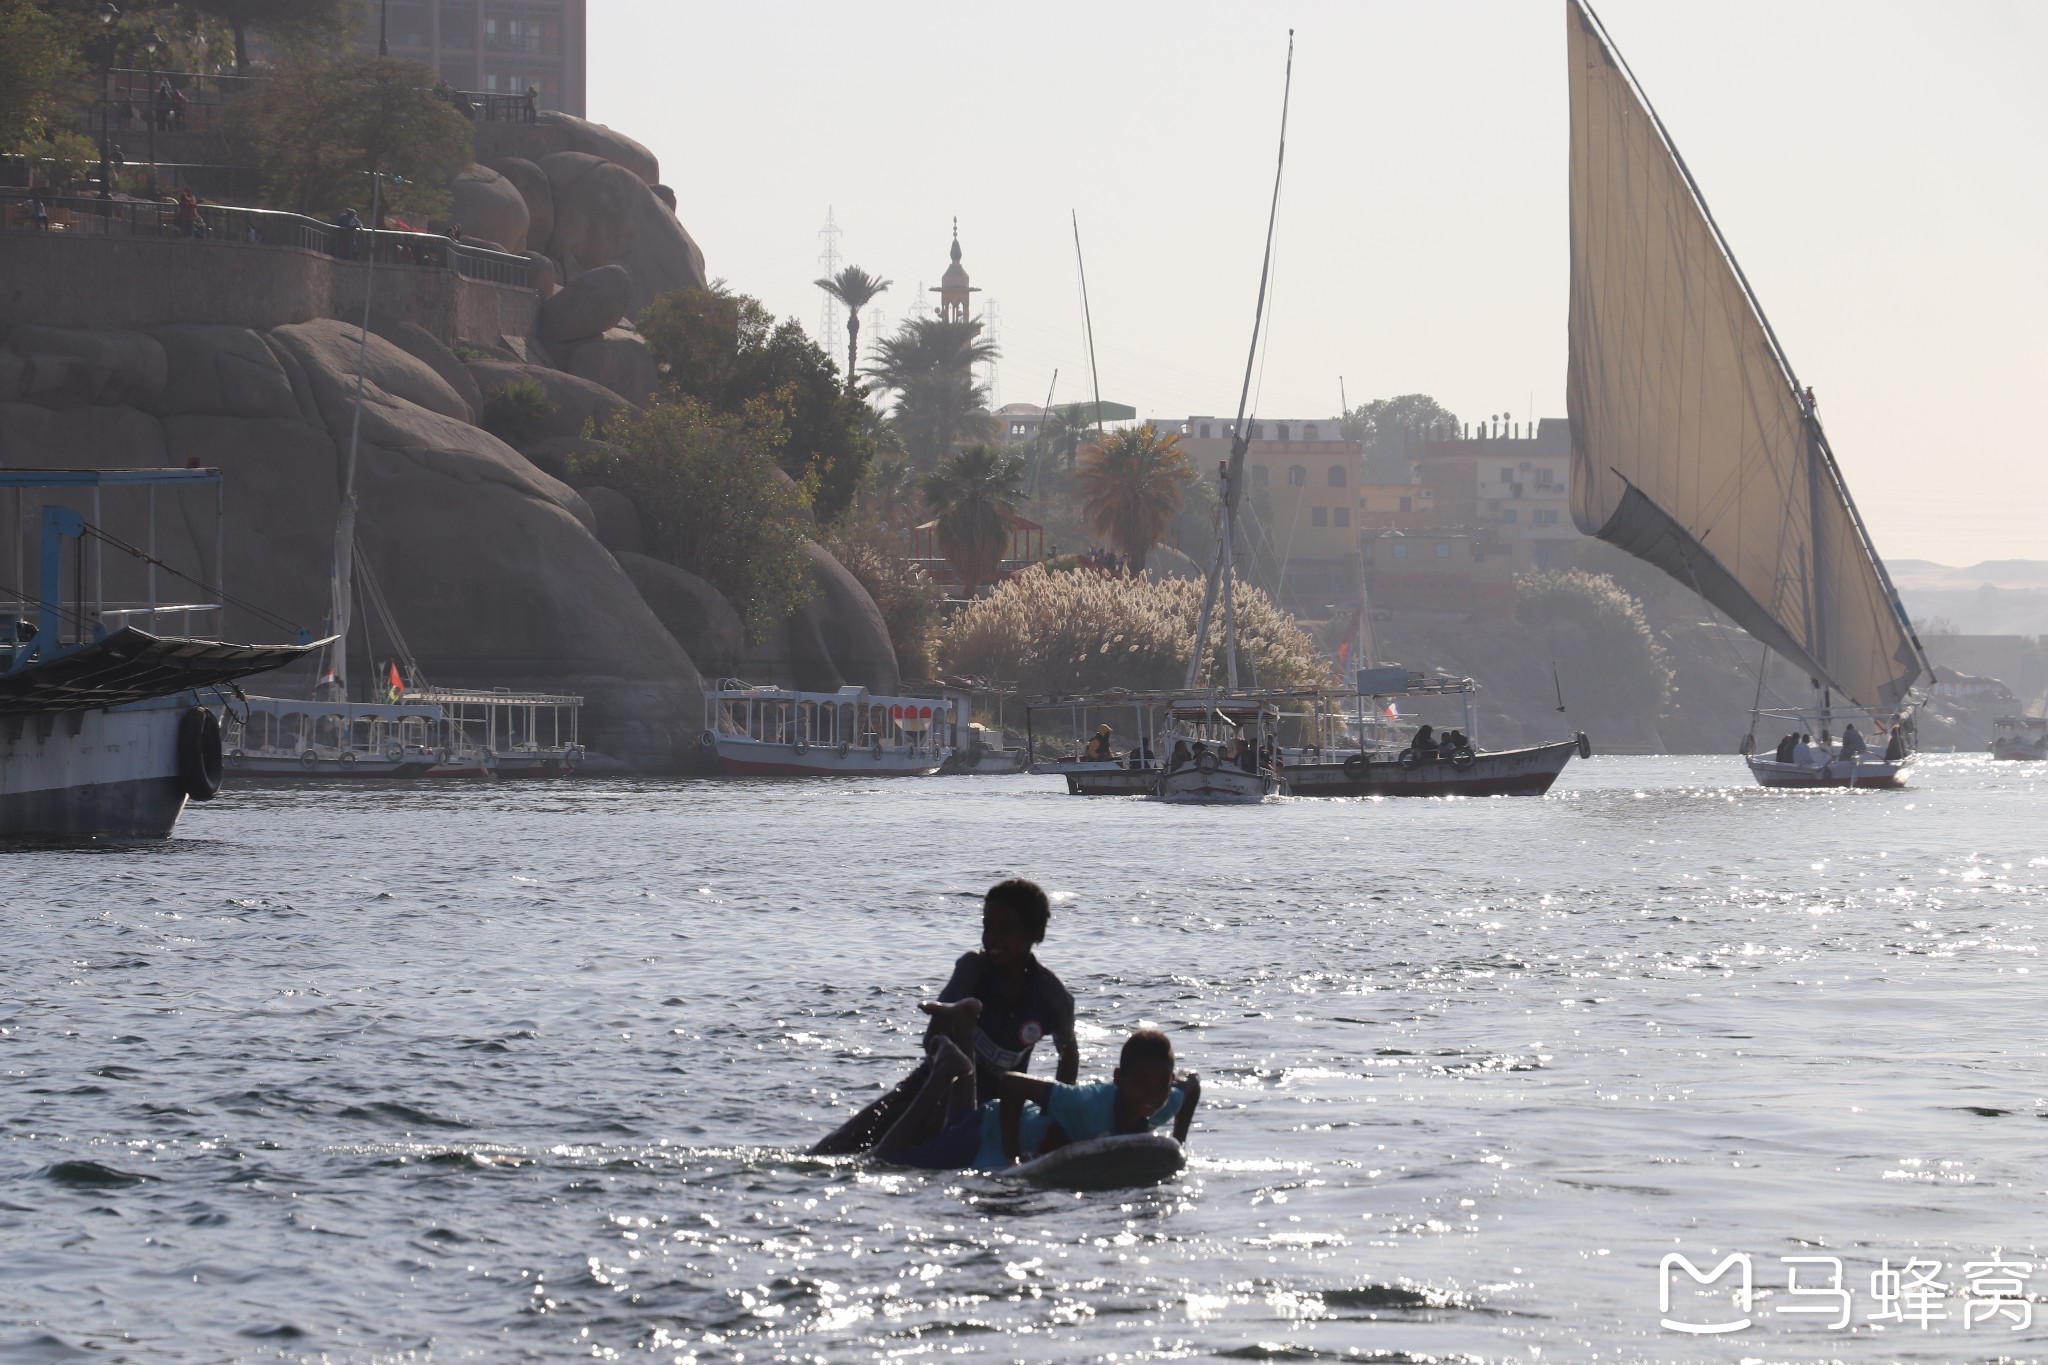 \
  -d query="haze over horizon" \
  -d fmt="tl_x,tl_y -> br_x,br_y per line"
590,1 -> 2045,568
